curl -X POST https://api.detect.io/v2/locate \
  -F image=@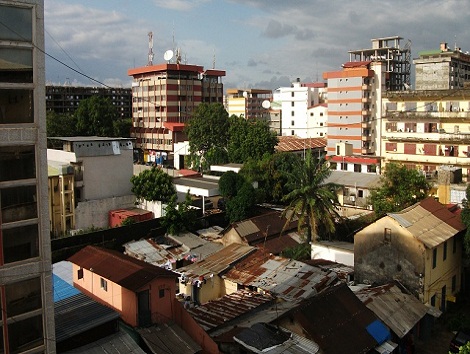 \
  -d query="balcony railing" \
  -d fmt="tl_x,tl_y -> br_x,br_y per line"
385,110 -> 470,119
384,131 -> 470,143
